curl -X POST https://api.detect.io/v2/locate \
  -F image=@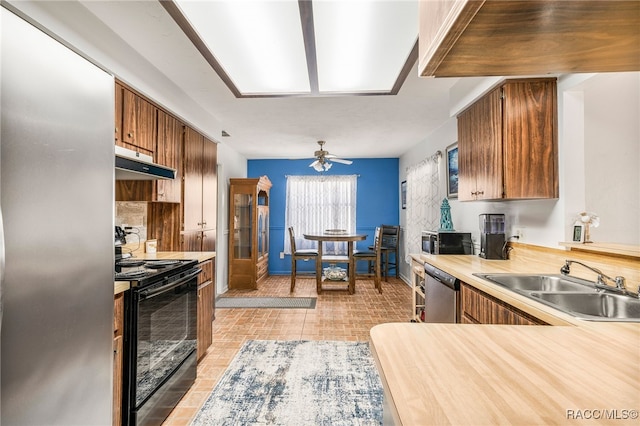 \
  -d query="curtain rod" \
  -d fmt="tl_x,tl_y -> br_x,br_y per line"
405,150 -> 442,171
